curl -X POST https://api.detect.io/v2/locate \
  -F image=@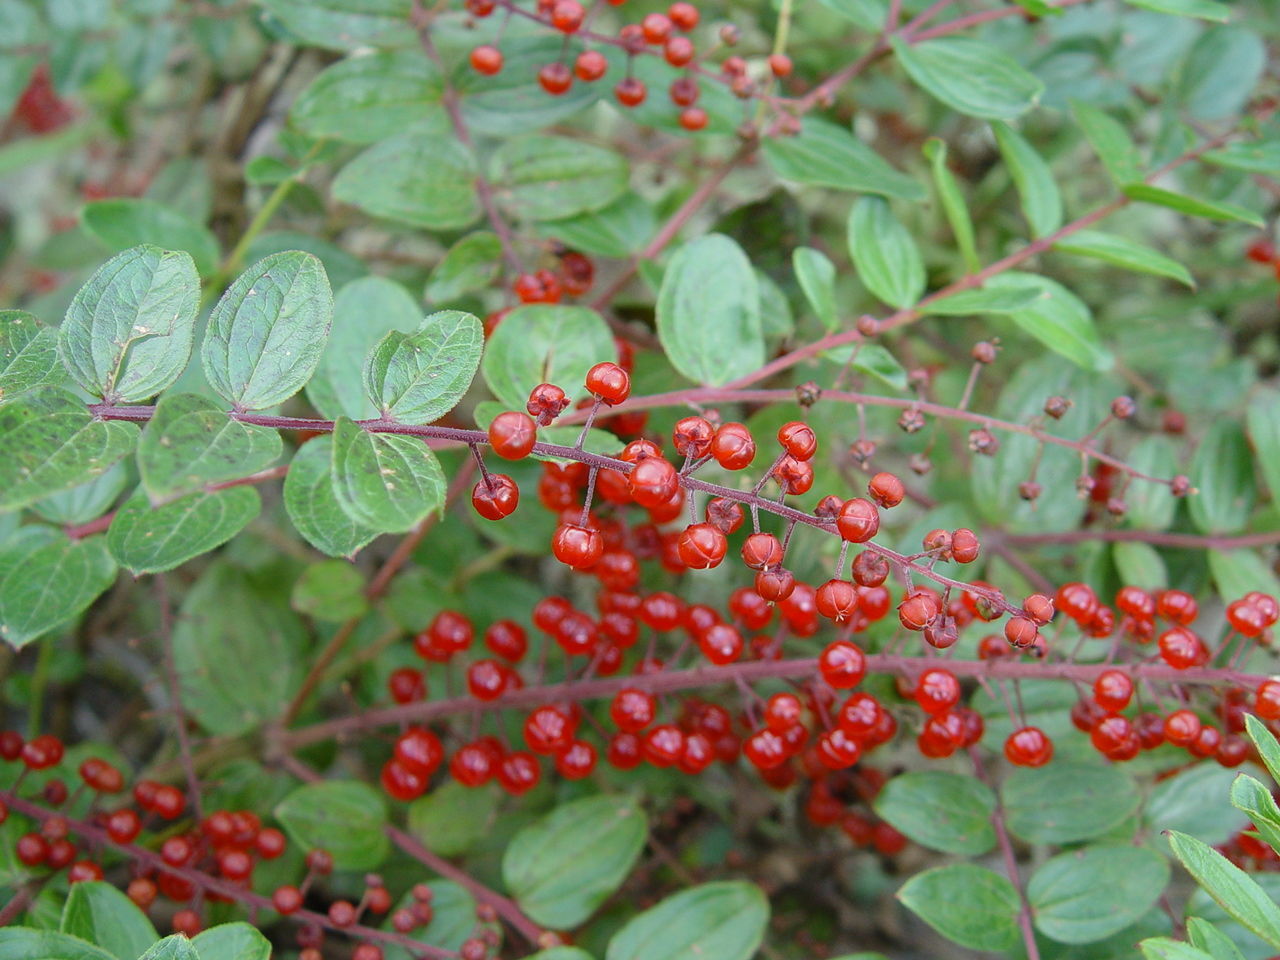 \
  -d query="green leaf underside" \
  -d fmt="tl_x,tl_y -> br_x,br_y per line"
985,272 -> 1114,371
762,117 -> 924,200
330,417 -> 447,534
891,36 -> 1044,120
993,121 -> 1063,237
793,247 -> 838,330
1055,230 -> 1195,287
0,526 -> 117,649
847,196 -> 925,309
